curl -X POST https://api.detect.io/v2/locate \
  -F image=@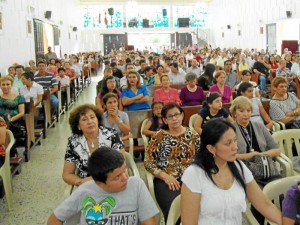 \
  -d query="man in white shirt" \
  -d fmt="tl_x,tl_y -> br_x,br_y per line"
20,72 -> 44,108
168,62 -> 186,84
185,50 -> 194,68
186,59 -> 201,77
57,68 -> 70,88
